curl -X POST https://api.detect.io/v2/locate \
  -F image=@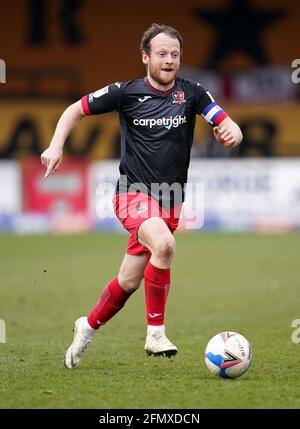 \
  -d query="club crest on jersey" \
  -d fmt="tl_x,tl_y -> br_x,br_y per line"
172,91 -> 186,104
